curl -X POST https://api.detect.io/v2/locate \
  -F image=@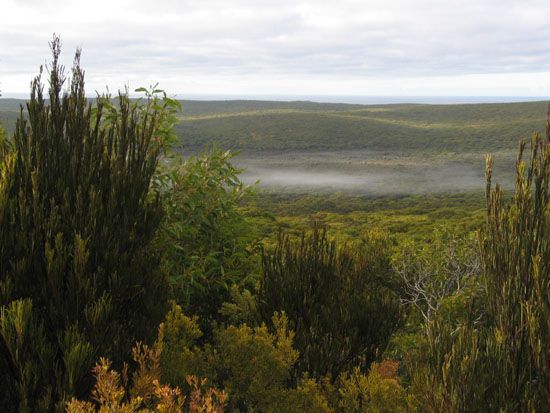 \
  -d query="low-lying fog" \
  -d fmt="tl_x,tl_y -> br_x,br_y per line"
235,150 -> 516,195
